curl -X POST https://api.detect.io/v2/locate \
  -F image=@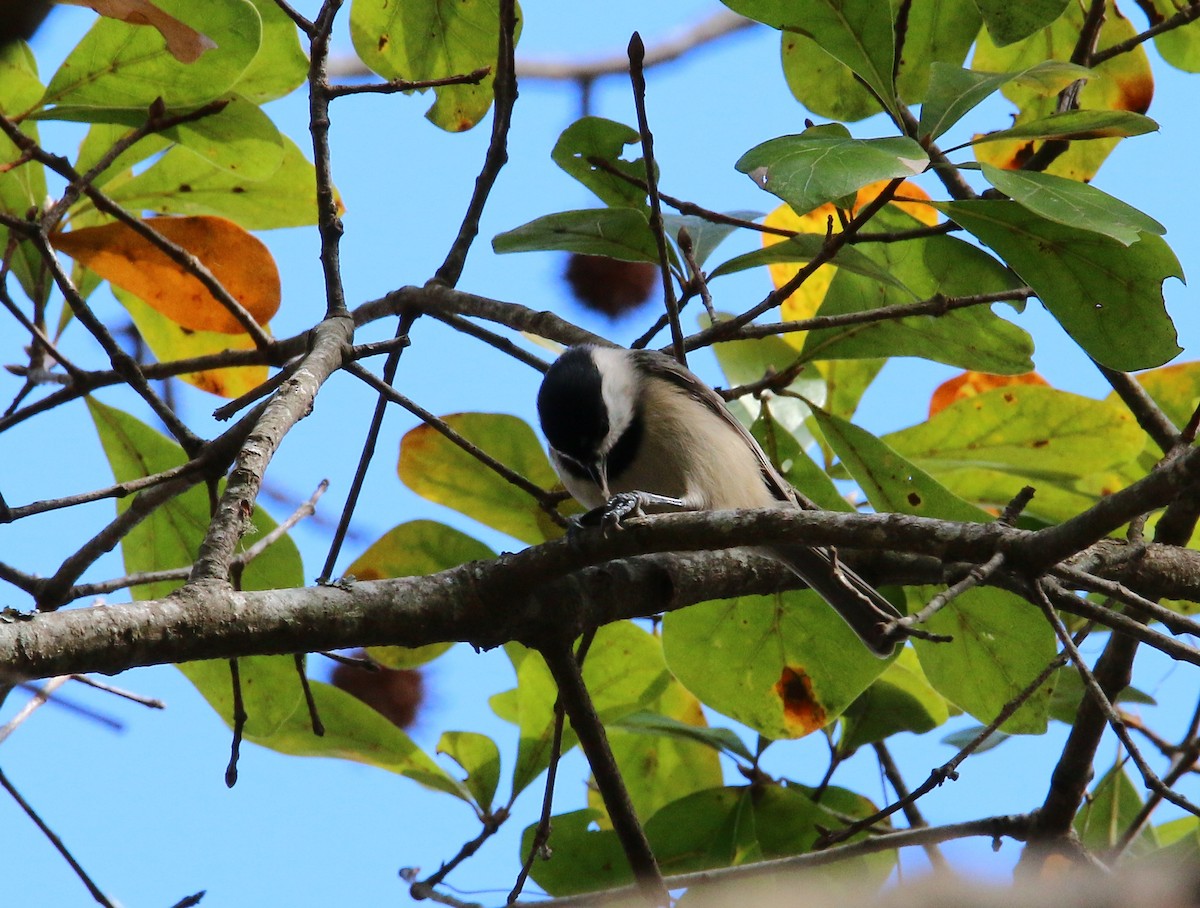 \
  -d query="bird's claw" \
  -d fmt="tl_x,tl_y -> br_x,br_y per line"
576,492 -> 645,535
